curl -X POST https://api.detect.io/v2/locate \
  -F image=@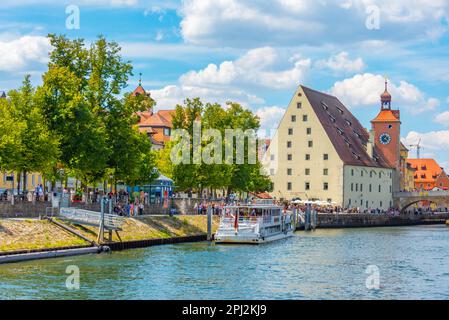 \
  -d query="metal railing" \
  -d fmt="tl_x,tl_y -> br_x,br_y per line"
59,207 -> 125,230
